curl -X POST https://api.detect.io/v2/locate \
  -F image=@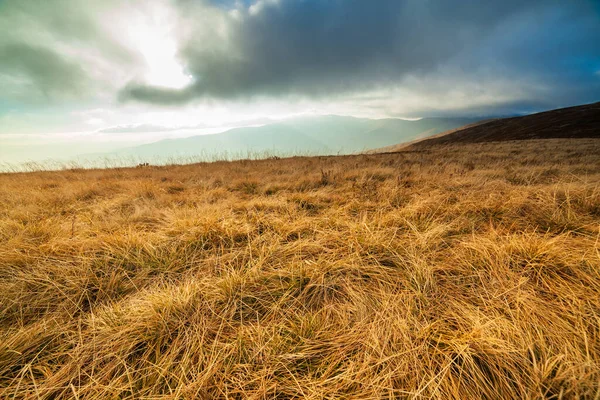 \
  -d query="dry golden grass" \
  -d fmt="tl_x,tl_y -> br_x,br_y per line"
1,139 -> 600,399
